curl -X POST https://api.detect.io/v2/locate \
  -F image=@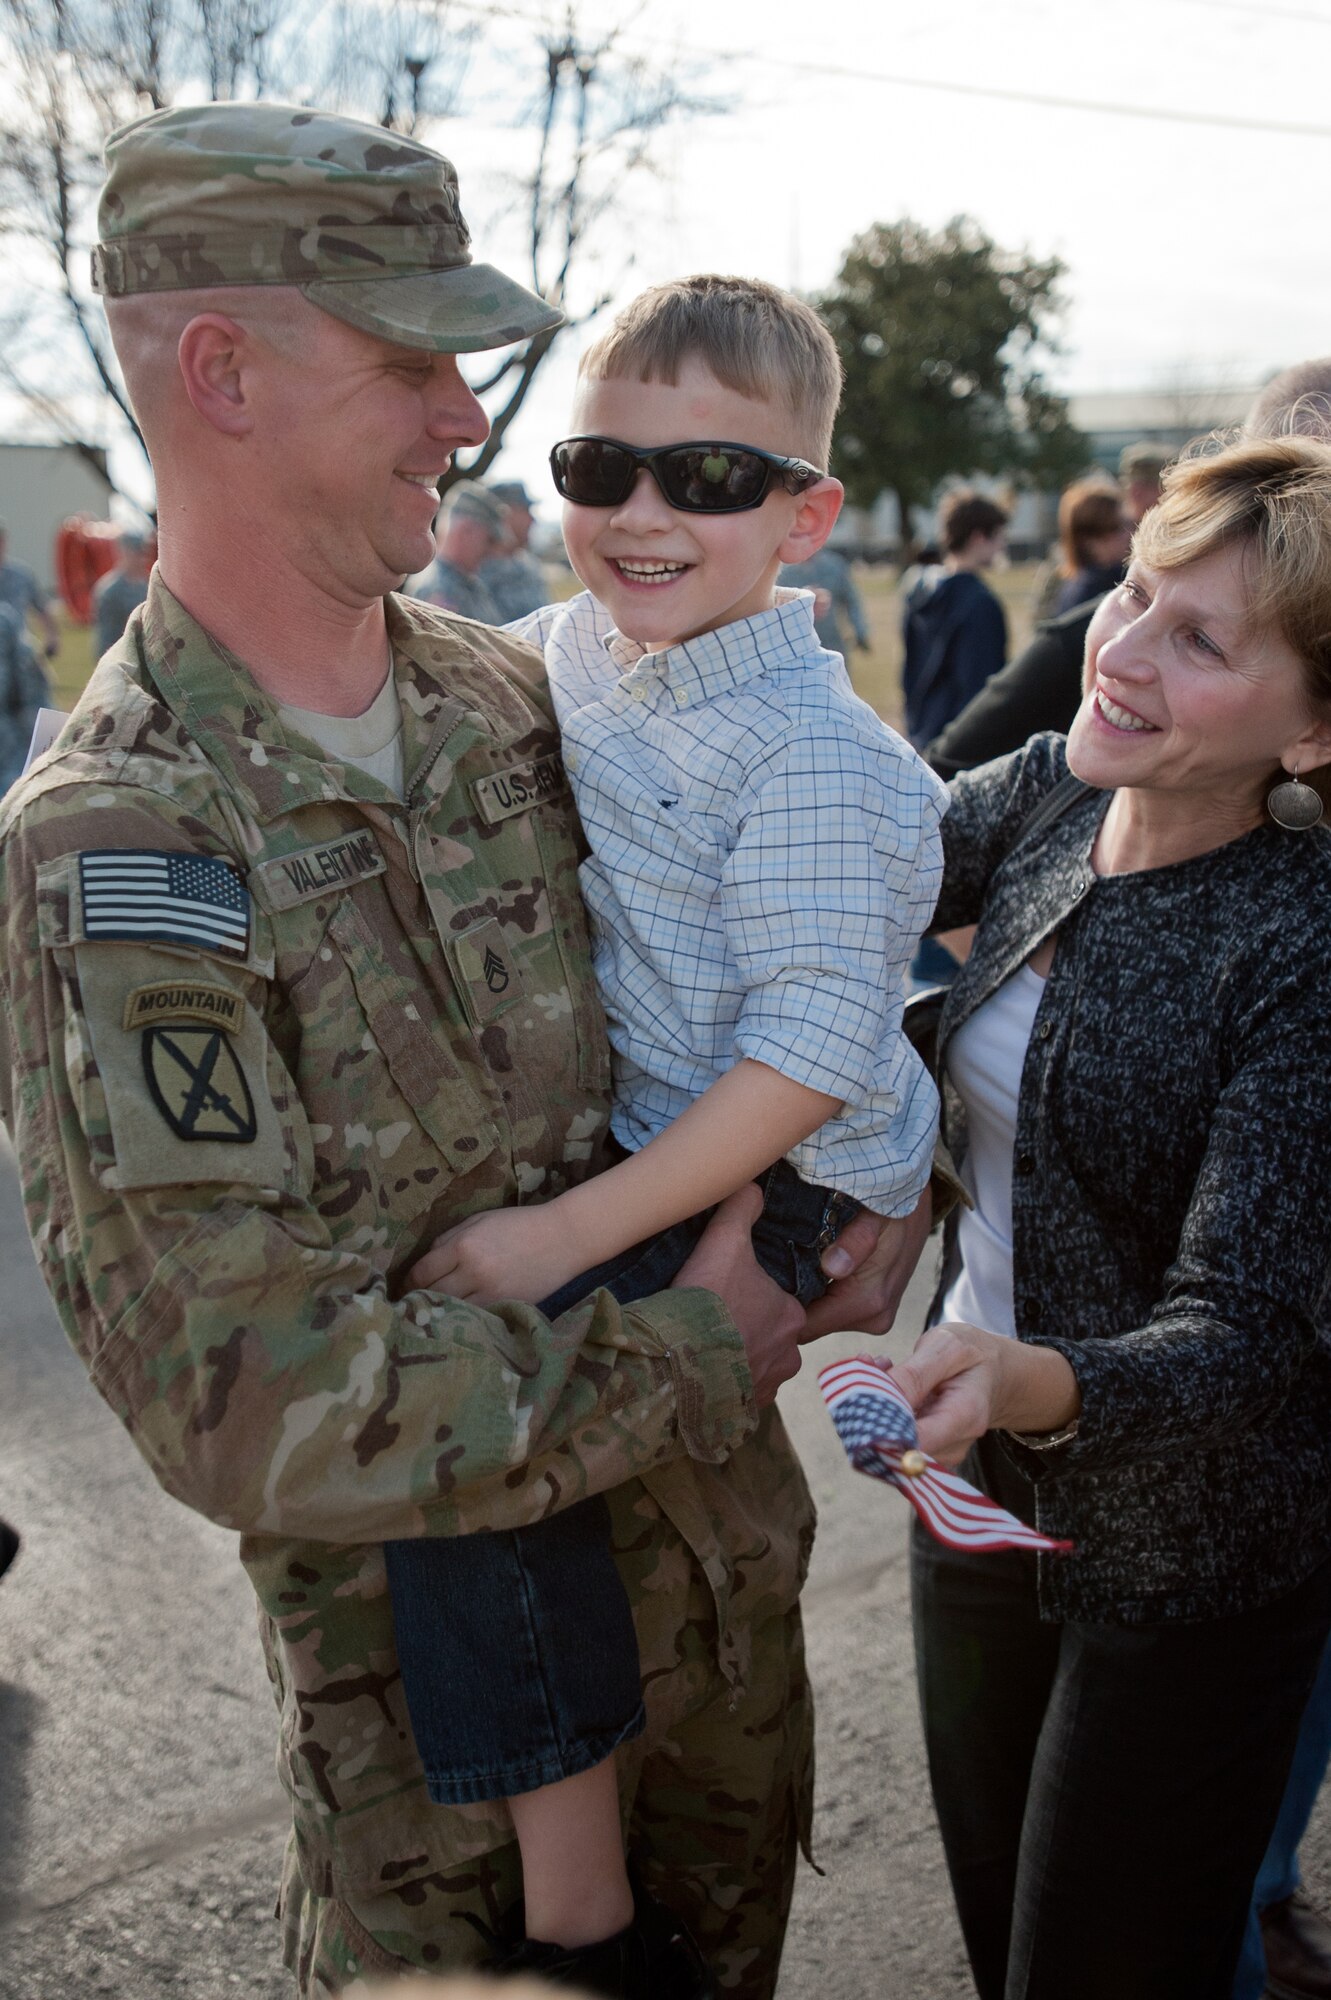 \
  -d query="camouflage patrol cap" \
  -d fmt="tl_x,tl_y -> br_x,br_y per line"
92,100 -> 564,354
443,481 -> 507,534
